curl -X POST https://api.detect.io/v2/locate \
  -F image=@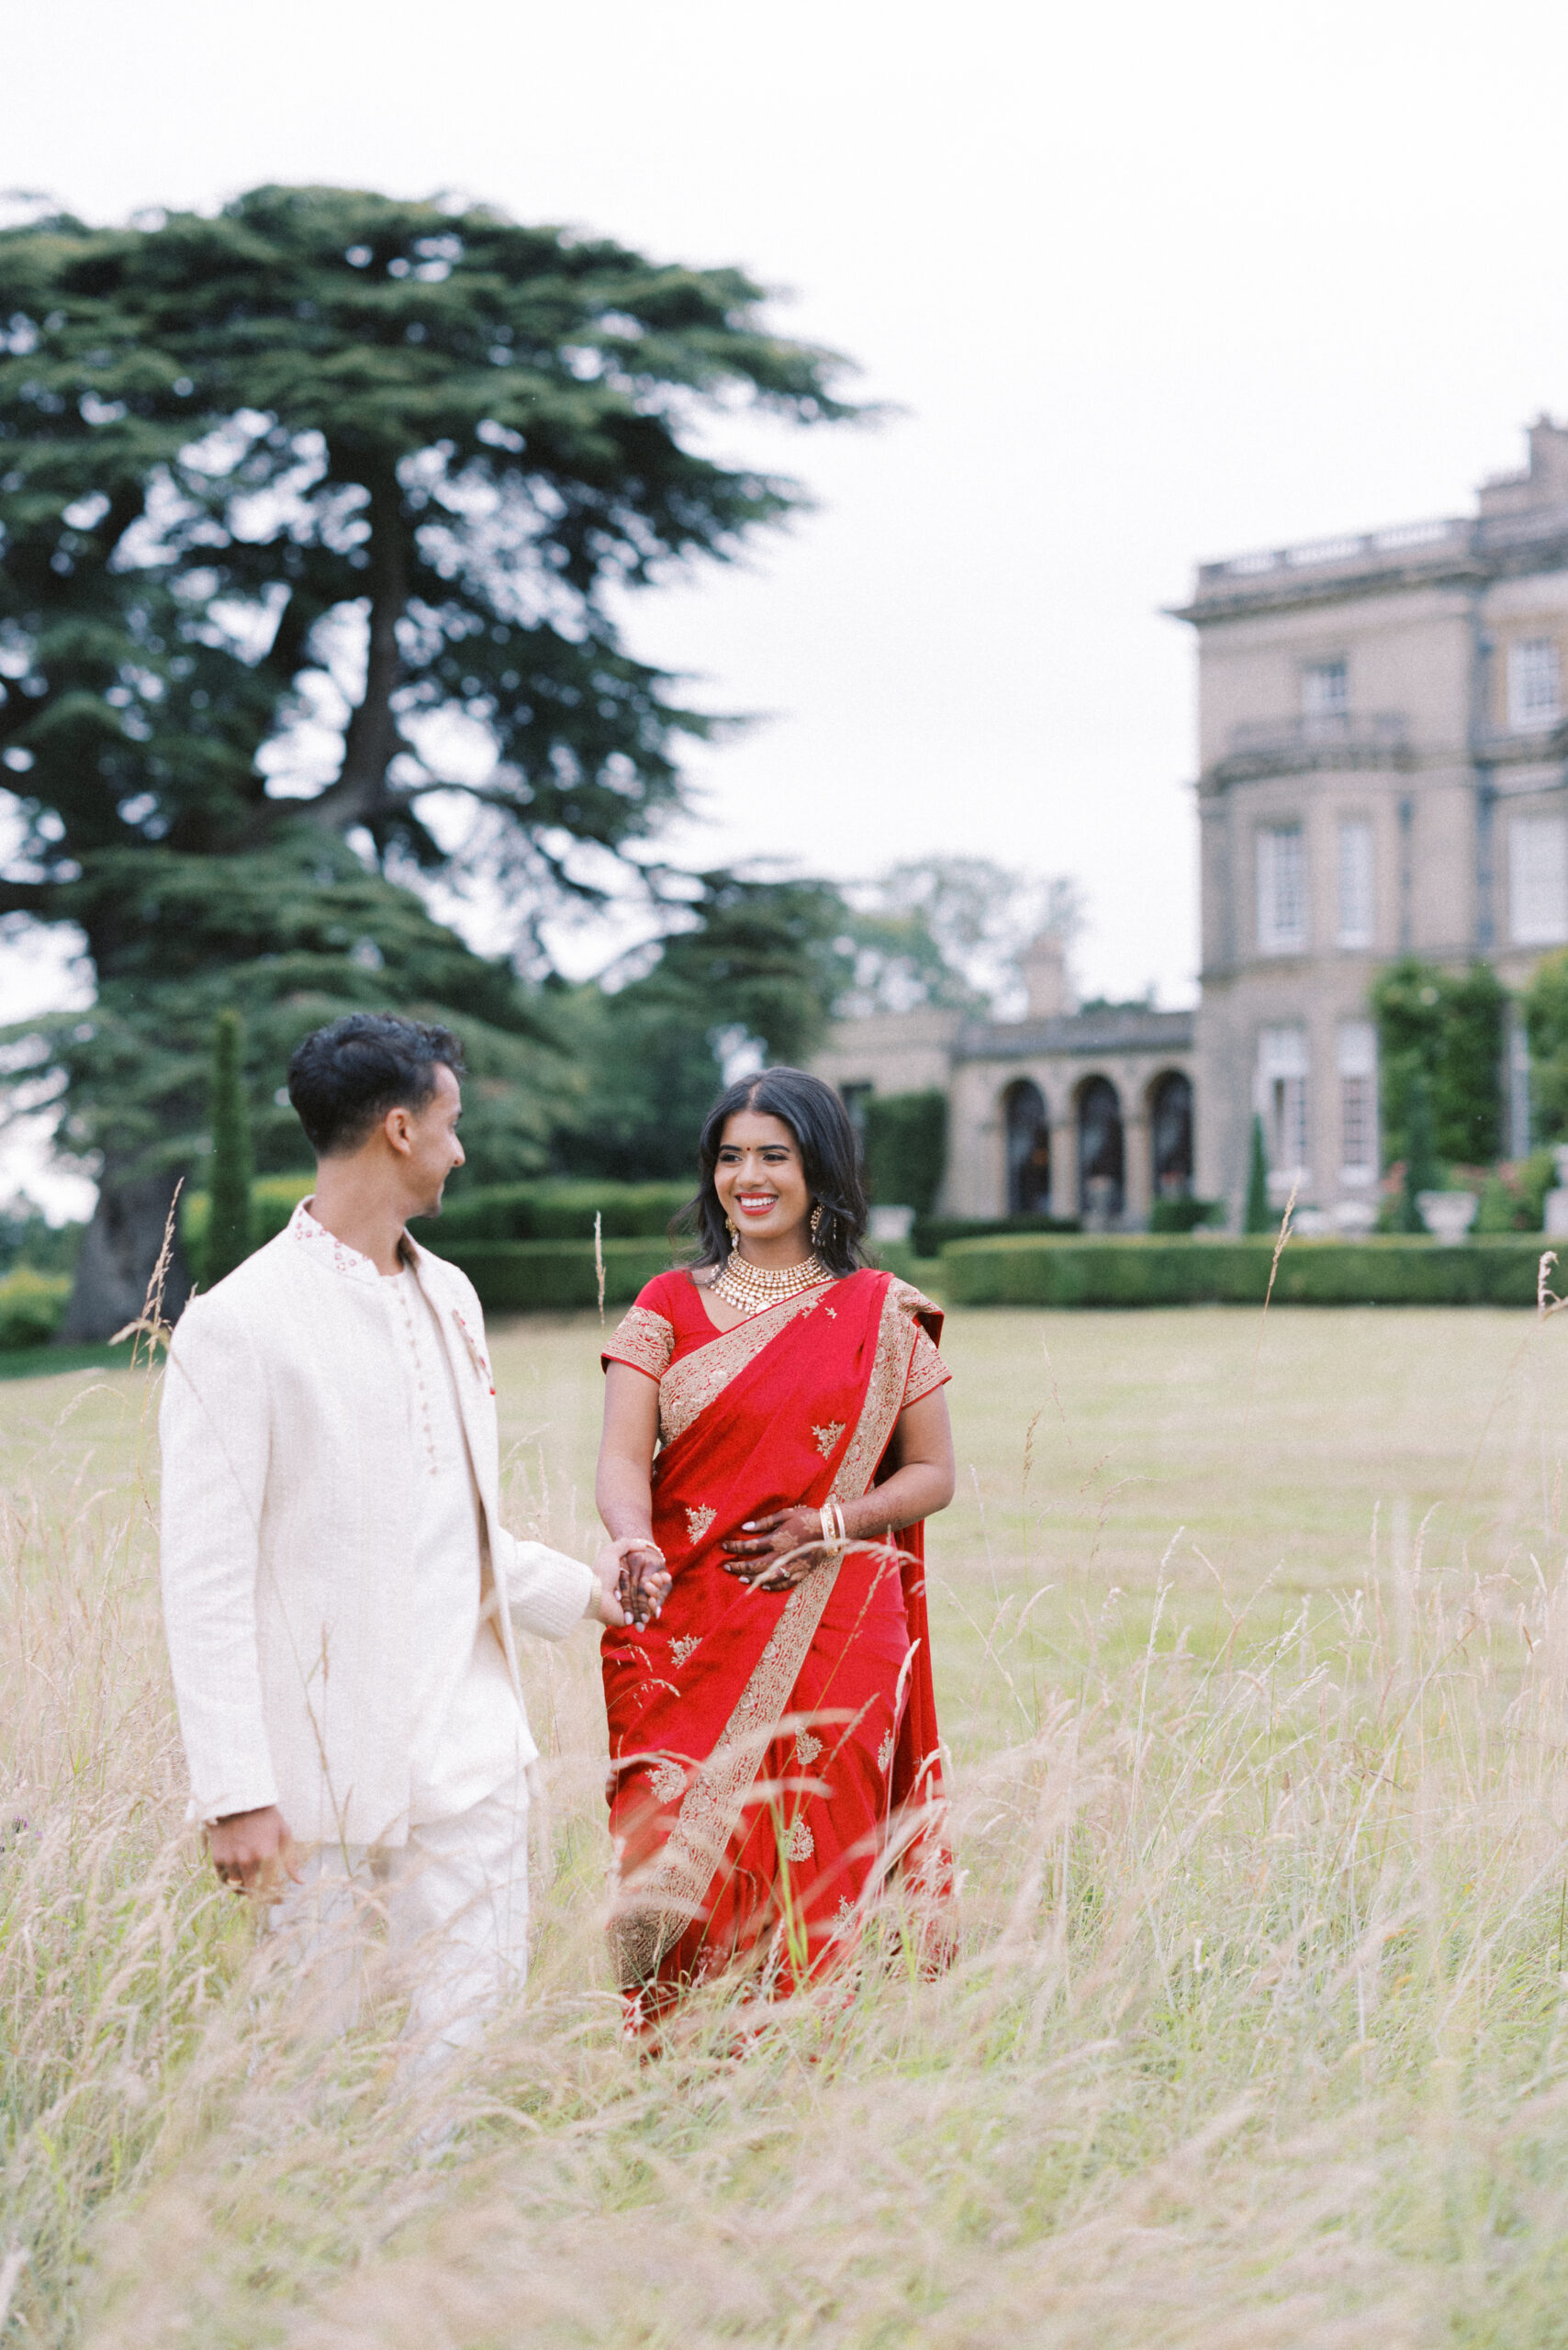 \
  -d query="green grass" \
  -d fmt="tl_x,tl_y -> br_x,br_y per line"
0,1343 -> 130,1382
6,1304 -> 1568,2344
